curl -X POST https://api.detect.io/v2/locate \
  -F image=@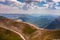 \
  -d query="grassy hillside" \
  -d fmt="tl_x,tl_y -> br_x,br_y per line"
30,30 -> 60,40
23,24 -> 37,35
0,16 -> 37,40
0,27 -> 23,40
